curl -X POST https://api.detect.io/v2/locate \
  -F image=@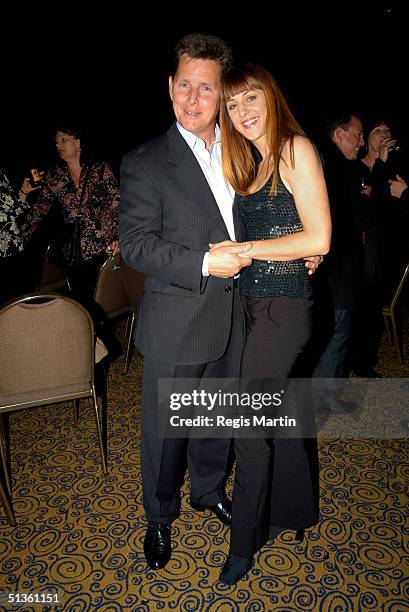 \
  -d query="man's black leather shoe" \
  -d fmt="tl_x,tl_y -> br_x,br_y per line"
190,498 -> 232,525
144,523 -> 171,570
219,554 -> 253,585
